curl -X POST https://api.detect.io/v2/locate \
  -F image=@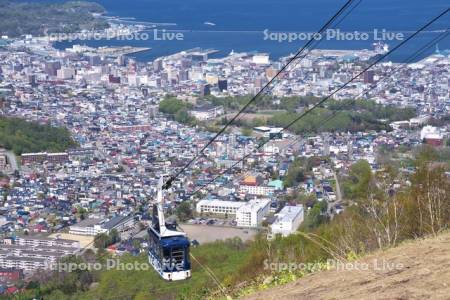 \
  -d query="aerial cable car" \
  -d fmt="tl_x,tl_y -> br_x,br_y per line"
148,177 -> 191,281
